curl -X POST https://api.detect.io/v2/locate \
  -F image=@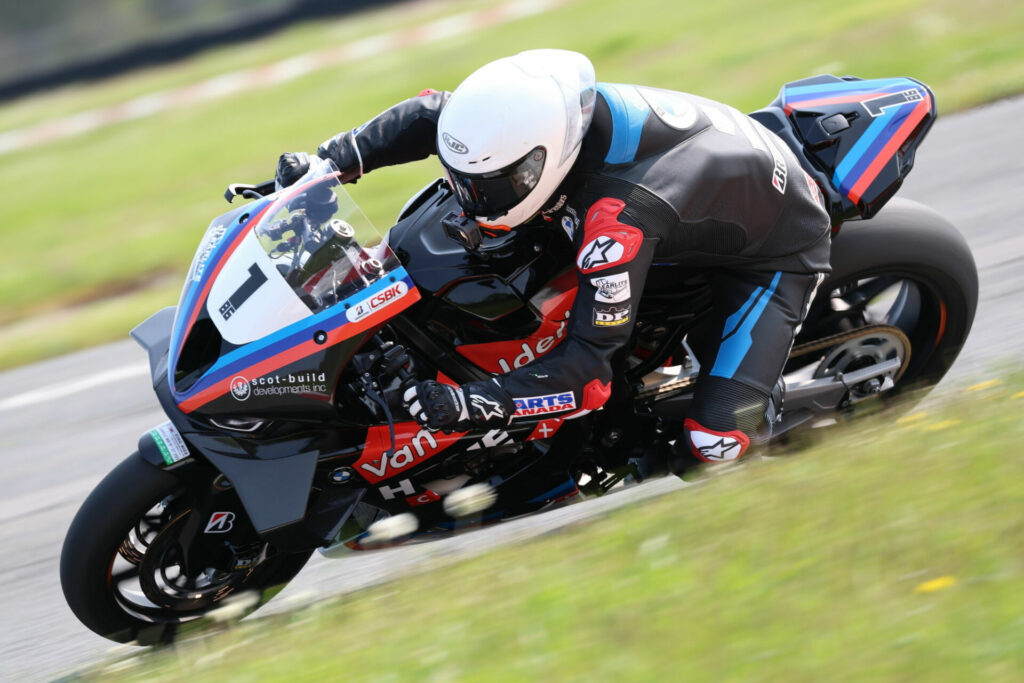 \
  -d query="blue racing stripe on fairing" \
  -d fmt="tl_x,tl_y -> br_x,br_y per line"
832,108 -> 899,191
710,272 -> 782,379
597,83 -> 650,164
526,478 -> 577,504
172,269 -> 416,402
833,102 -> 919,194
